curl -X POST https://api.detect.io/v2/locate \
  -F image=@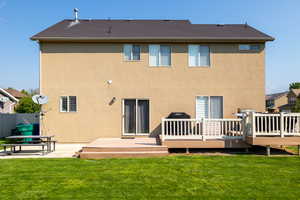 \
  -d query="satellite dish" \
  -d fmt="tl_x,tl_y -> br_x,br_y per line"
32,95 -> 48,105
